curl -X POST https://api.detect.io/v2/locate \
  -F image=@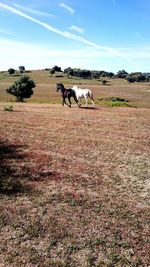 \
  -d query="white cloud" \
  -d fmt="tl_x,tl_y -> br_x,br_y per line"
69,25 -> 84,34
60,2 -> 74,14
12,3 -> 55,17
1,37 -> 150,71
0,38 -> 107,70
